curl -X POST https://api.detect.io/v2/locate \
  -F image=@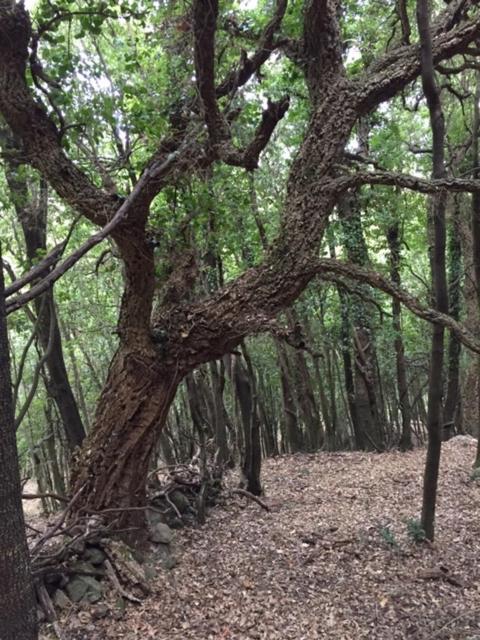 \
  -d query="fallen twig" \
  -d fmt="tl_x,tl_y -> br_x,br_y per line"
232,489 -> 270,512
104,558 -> 142,604
417,567 -> 464,588
22,491 -> 68,503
